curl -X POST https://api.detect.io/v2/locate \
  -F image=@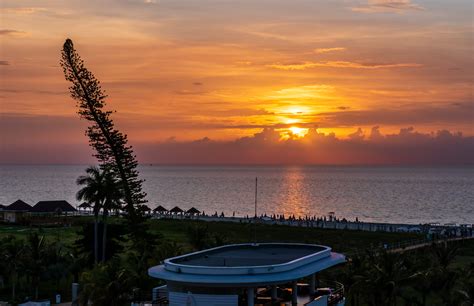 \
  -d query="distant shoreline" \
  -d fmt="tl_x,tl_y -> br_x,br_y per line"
63,212 -> 471,236
1,163 -> 474,167
151,214 -> 474,233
